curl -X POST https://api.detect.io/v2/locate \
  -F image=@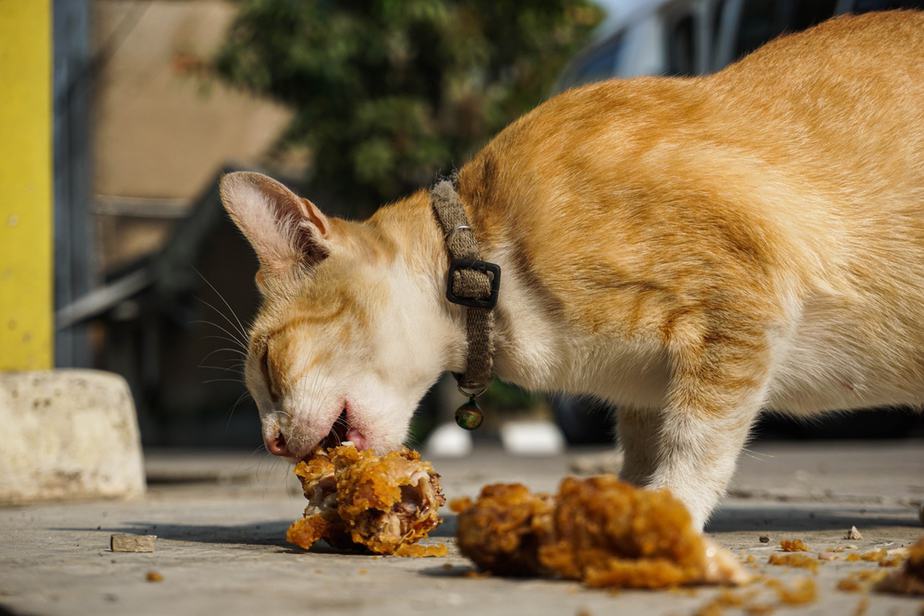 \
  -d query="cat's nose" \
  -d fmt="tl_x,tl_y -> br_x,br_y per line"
266,431 -> 291,457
